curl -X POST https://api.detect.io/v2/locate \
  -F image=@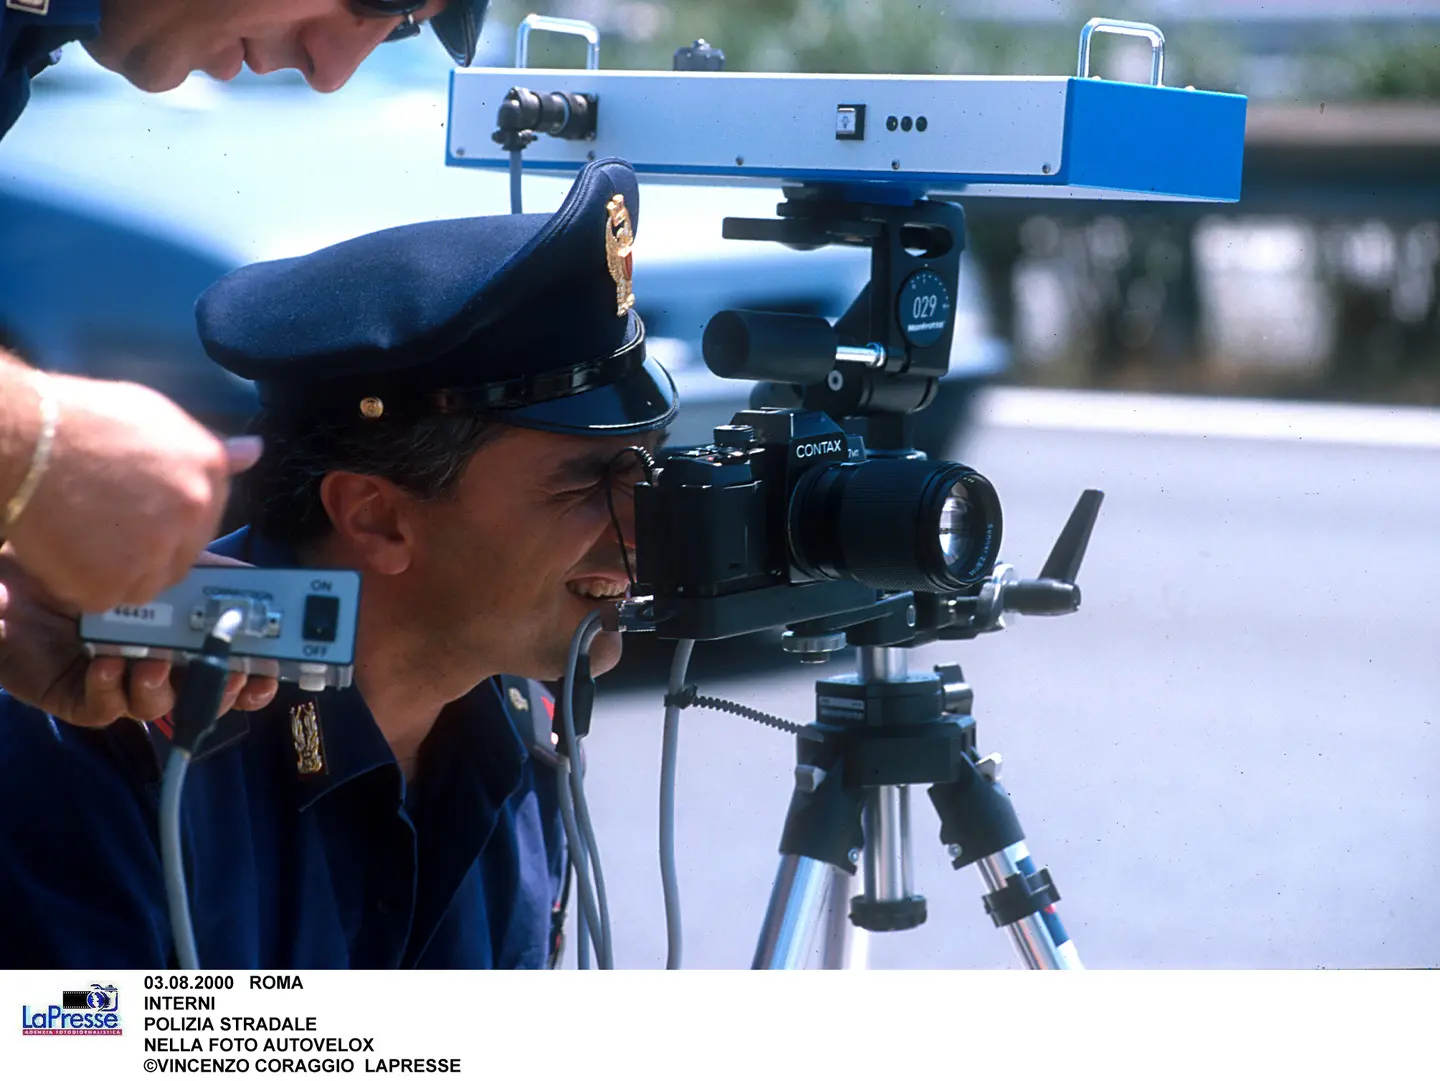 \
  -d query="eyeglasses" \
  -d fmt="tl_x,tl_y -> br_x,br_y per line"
351,0 -> 425,43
